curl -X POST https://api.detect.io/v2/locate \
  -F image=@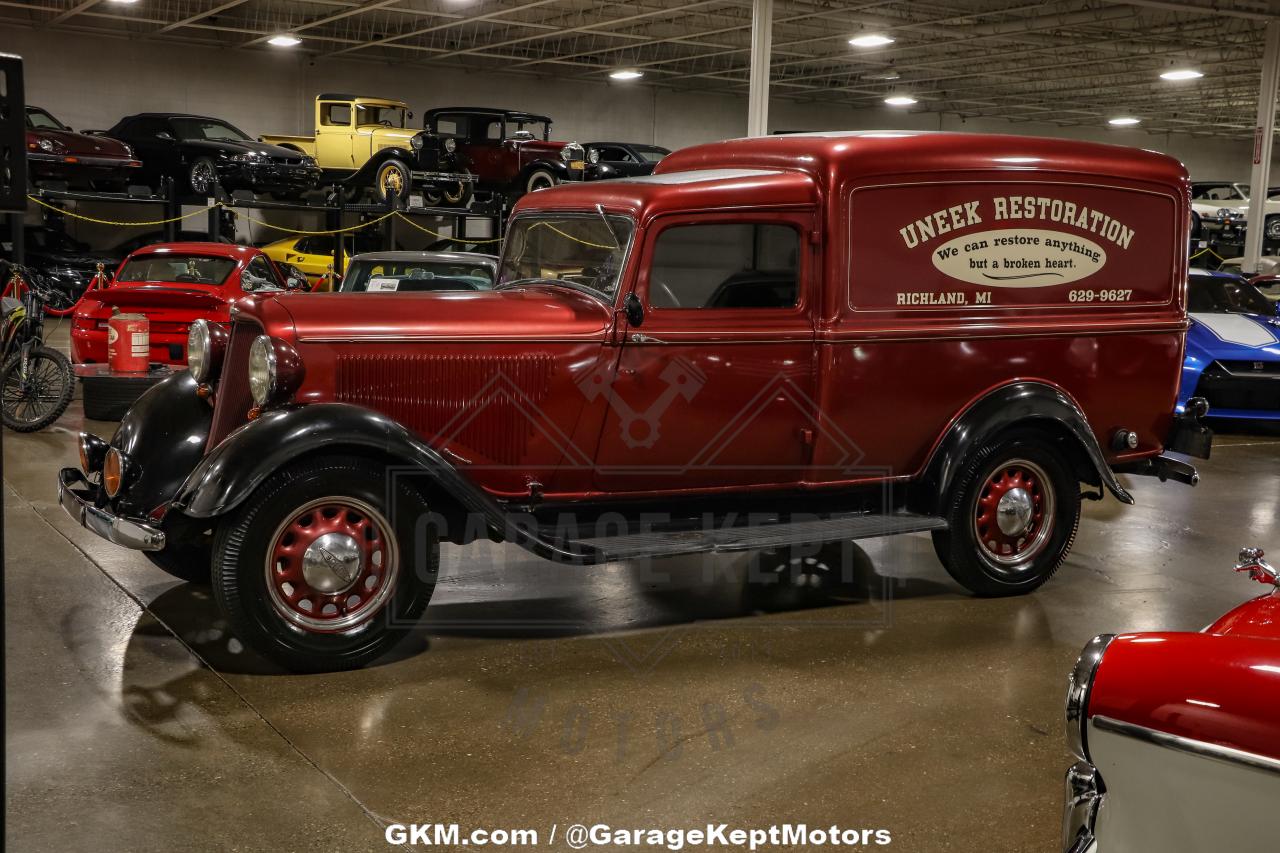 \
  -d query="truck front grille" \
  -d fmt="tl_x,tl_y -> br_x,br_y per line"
207,320 -> 259,450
